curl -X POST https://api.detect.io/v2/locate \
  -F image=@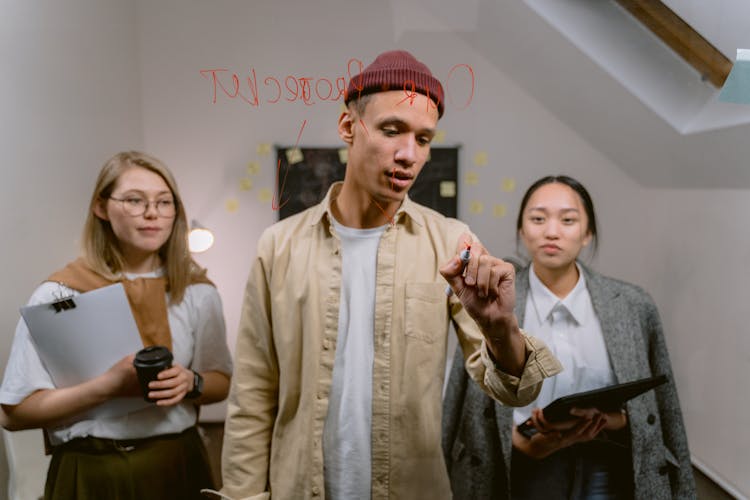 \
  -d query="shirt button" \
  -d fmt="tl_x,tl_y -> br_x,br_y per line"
312,485 -> 321,496
322,339 -> 330,350
317,392 -> 324,400
647,414 -> 656,425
